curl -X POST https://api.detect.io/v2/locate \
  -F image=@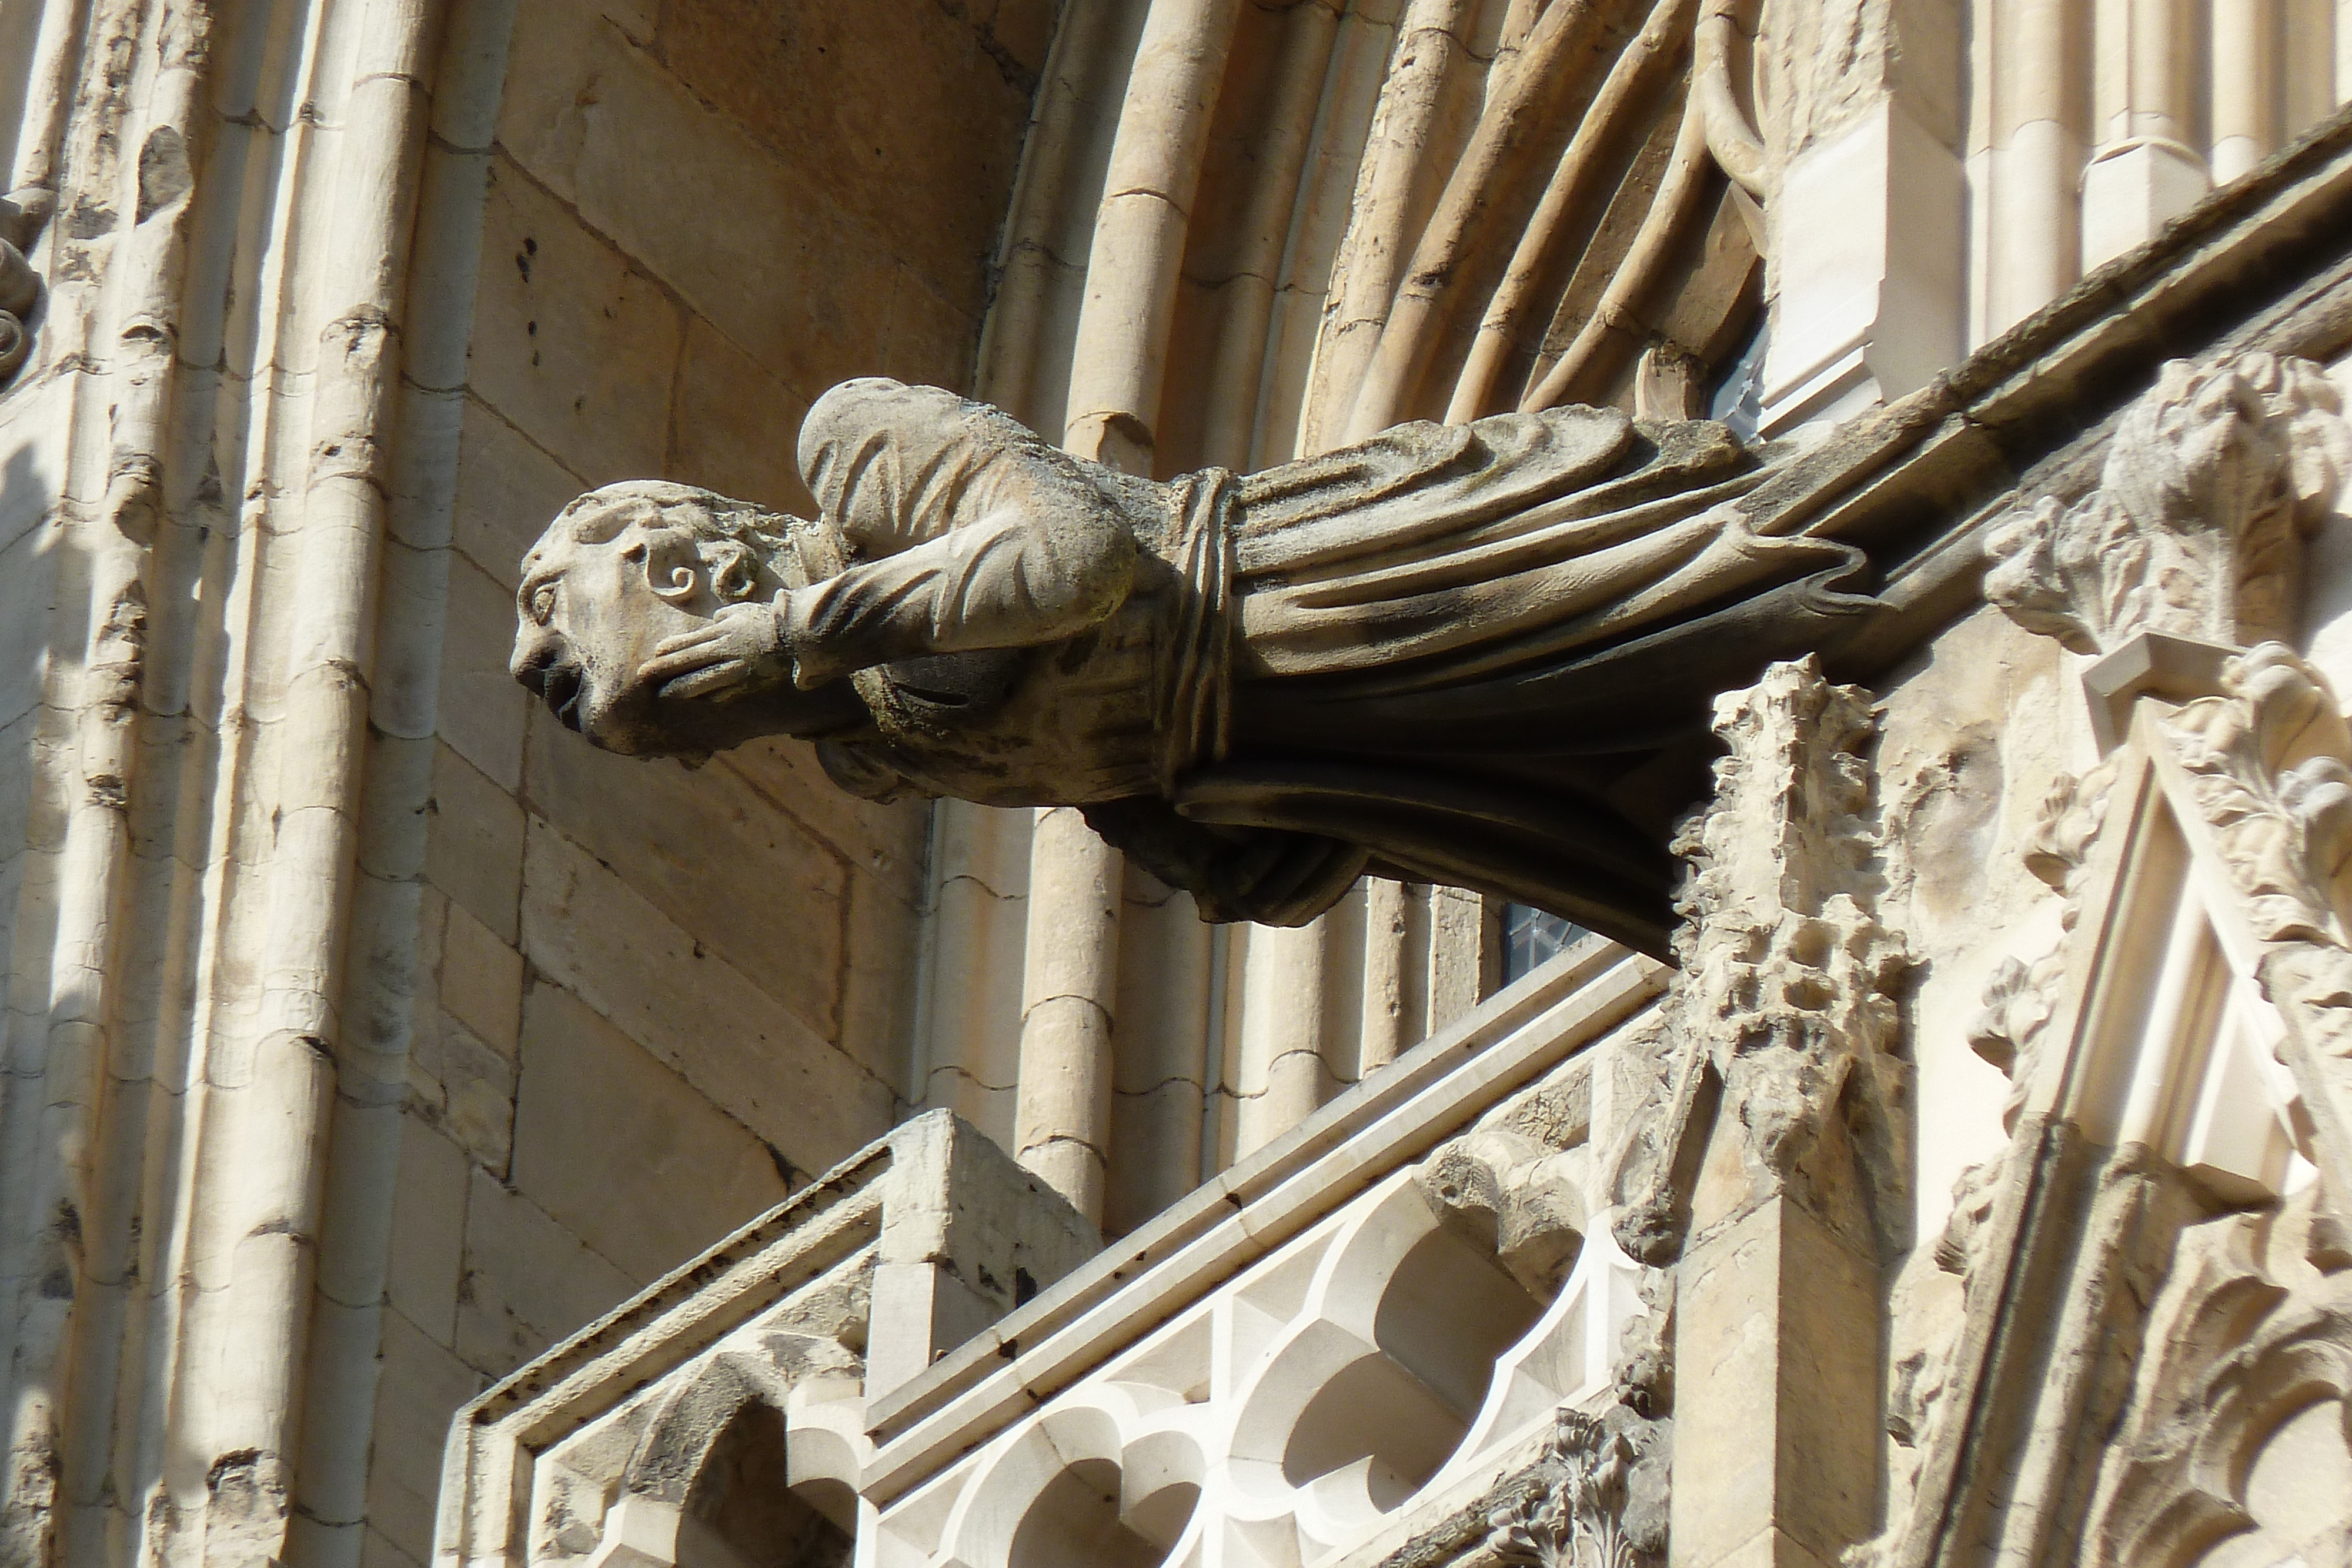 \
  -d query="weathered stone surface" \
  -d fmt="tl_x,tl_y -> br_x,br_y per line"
495,0 -> 898,404
721,735 -> 932,907
521,707 -> 848,1041
385,1116 -> 469,1346
1875,606 -> 2073,1237
669,317 -> 817,517
426,741 -> 527,944
457,1169 -> 638,1375
655,0 -> 1031,296
510,981 -> 789,1284
416,1012 -> 519,1174
517,820 -> 893,1177
365,1313 -> 485,1560
452,398 -> 587,594
469,154 -> 685,487
436,553 -> 530,794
